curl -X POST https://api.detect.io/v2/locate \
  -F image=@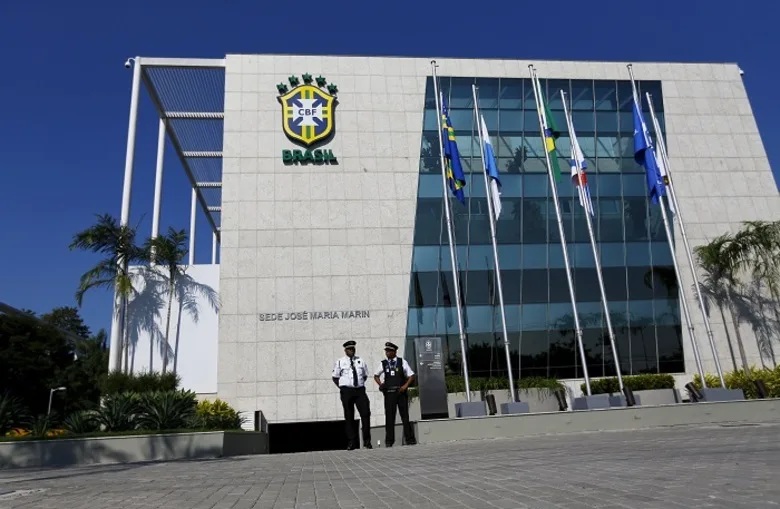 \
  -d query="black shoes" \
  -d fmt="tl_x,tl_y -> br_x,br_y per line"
363,443 -> 373,449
